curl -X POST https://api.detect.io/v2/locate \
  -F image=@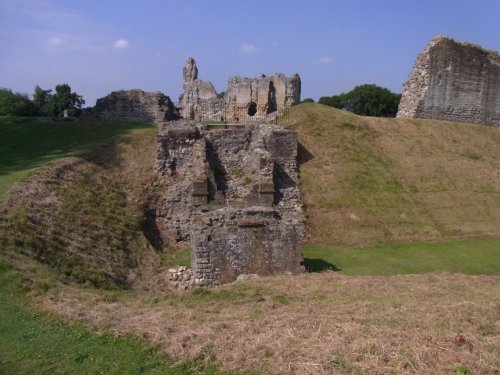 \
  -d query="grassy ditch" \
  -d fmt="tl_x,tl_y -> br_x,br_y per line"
303,237 -> 500,275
